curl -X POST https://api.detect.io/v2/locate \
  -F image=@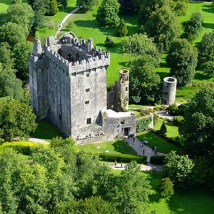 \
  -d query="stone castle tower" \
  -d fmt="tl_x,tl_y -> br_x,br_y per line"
29,32 -> 136,142
163,77 -> 177,105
